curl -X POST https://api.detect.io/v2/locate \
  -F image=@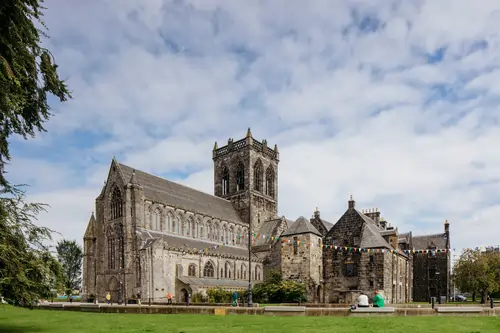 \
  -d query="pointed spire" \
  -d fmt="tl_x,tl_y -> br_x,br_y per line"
213,141 -> 218,150
246,127 -> 252,138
